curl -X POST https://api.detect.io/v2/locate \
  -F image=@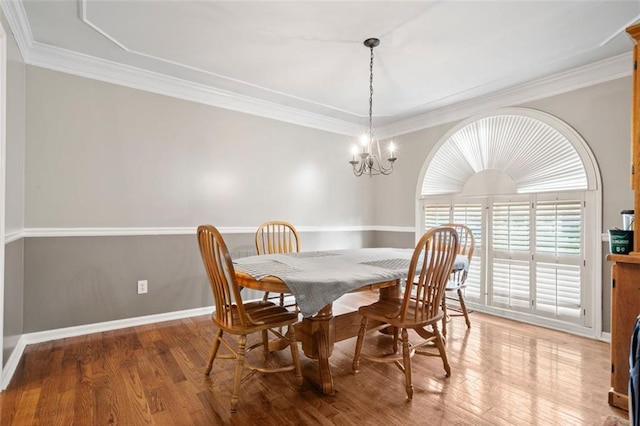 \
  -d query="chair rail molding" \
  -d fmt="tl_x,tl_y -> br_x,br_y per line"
17,225 -> 415,239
